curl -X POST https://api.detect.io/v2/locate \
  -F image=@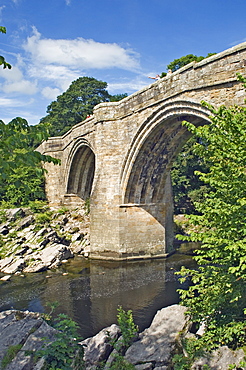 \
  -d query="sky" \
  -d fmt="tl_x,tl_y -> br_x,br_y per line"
0,0 -> 246,125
